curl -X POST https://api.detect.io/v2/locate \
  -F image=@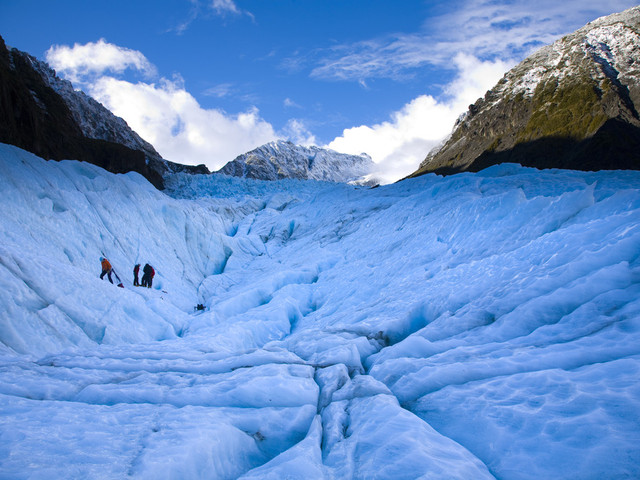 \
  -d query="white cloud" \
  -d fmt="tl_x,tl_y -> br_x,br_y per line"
282,119 -> 317,146
46,40 -> 278,170
311,35 -> 436,82
202,83 -> 235,98
46,39 -> 156,83
91,77 -> 278,168
283,98 -> 302,109
327,54 -> 512,184
309,0 -> 638,82
212,0 -> 240,15
172,0 -> 253,35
